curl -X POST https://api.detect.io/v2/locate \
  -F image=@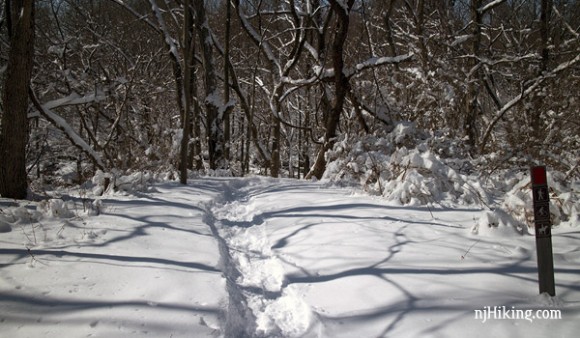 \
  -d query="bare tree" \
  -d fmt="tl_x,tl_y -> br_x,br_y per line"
307,0 -> 355,179
0,0 -> 35,199
530,0 -> 553,139
194,0 -> 227,171
233,0 -> 308,177
464,0 -> 483,151
6,0 -> 576,184
179,0 -> 194,183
